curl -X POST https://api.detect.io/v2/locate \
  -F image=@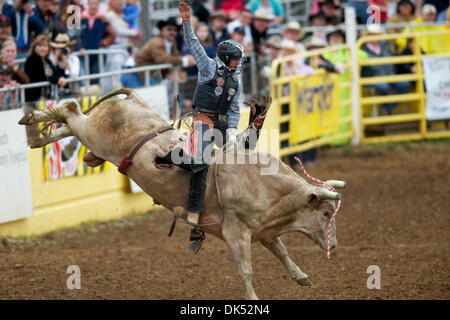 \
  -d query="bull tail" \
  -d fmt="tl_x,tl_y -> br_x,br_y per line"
83,88 -> 133,115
